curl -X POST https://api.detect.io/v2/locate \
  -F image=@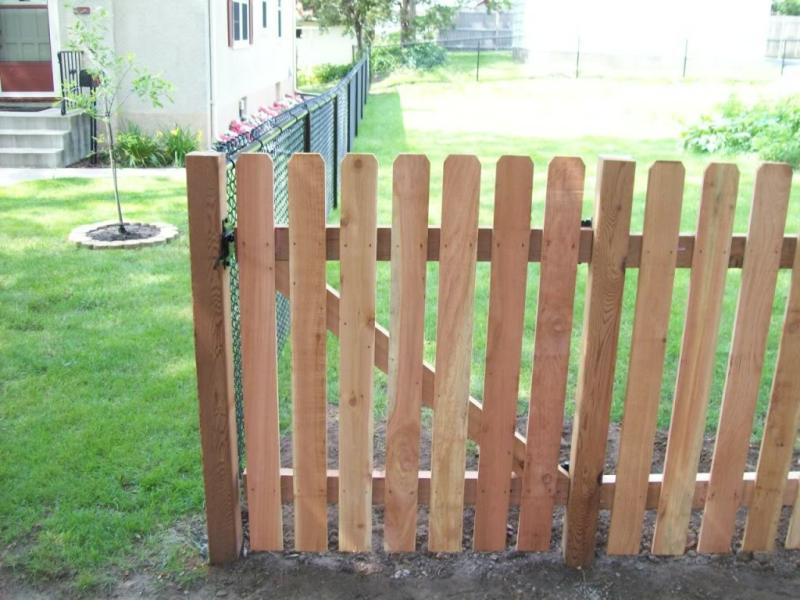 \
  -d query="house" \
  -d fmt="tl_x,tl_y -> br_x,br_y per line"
0,0 -> 296,167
